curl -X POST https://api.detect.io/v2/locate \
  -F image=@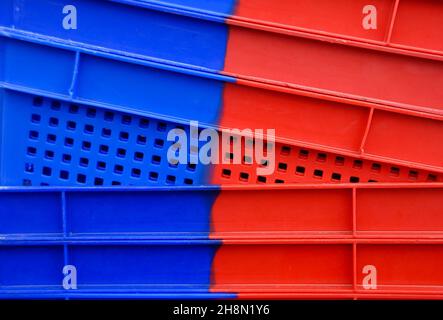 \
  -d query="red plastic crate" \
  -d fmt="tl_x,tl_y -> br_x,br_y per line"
230,0 -> 443,56
209,183 -> 443,299
219,81 -> 443,174
223,26 -> 443,117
